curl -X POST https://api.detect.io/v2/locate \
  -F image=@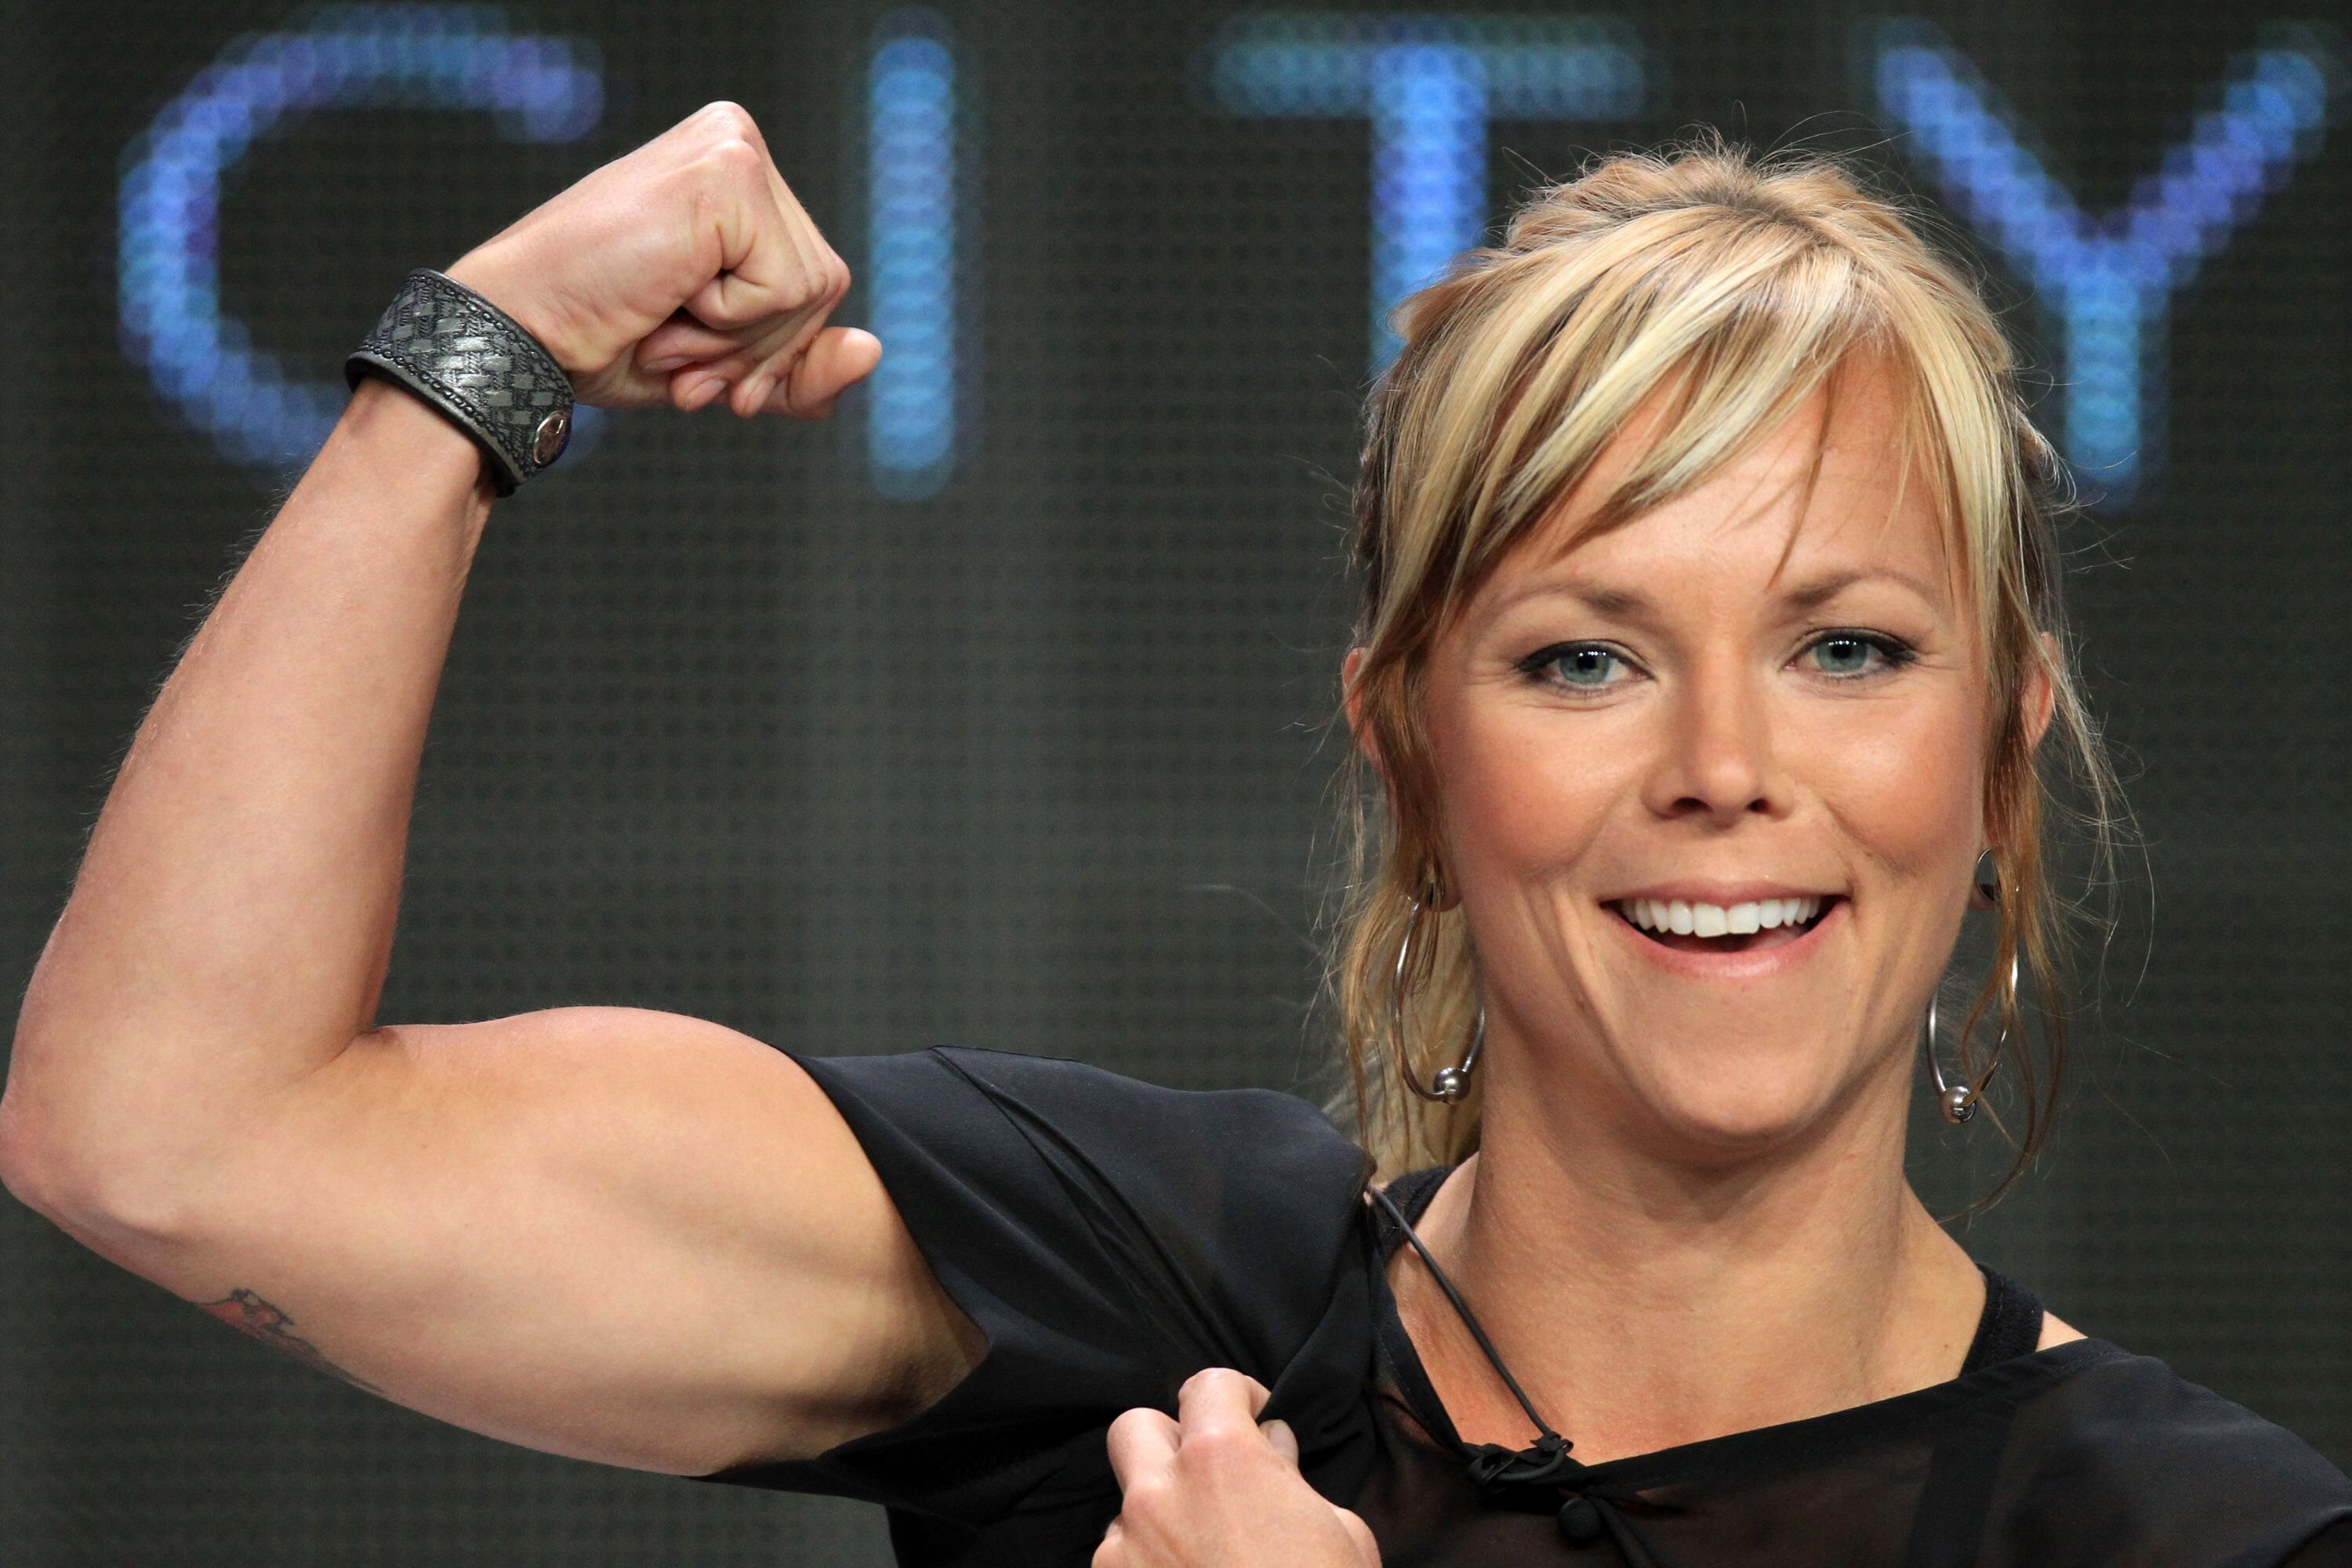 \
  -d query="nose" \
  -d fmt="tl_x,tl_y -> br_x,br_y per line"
1640,652 -> 1791,824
